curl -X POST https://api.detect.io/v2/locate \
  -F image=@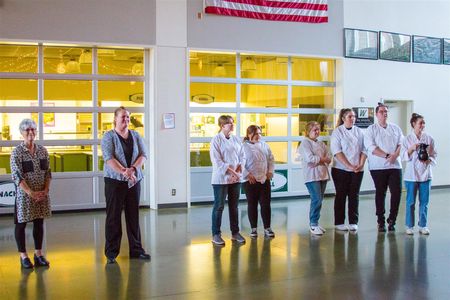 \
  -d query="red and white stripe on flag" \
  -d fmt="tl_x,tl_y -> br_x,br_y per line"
204,0 -> 328,23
